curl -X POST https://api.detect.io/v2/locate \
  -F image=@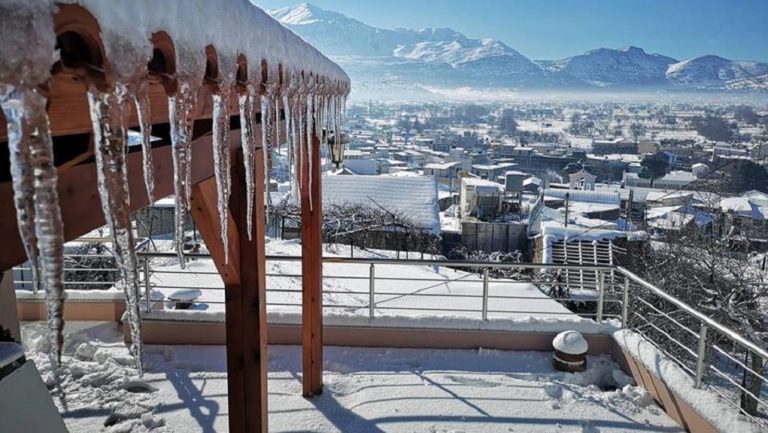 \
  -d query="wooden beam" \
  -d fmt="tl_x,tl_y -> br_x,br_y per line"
190,170 -> 240,286
220,149 -> 269,433
301,125 -> 324,397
